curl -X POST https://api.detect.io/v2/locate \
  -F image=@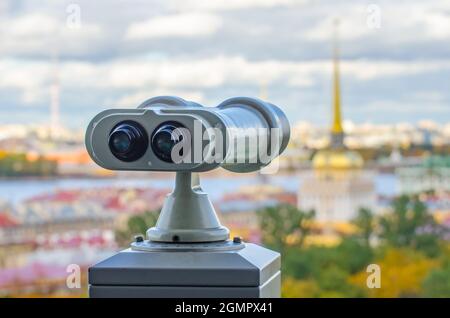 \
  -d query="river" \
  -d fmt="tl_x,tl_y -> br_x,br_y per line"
0,173 -> 398,205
